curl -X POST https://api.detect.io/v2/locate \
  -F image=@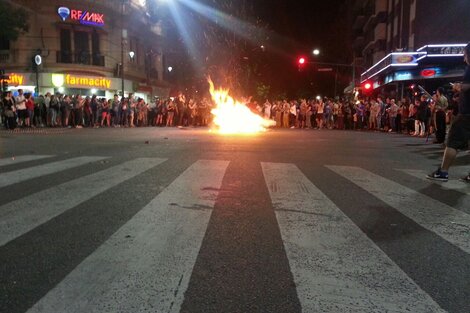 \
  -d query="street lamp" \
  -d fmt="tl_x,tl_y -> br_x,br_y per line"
121,0 -> 126,98
129,51 -> 135,60
313,49 -> 320,56
167,66 -> 173,72
34,52 -> 42,96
